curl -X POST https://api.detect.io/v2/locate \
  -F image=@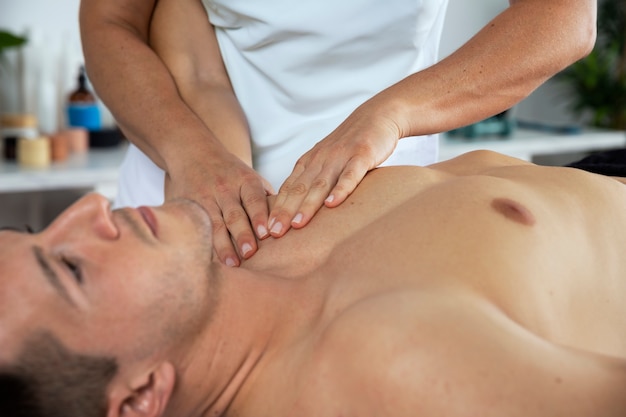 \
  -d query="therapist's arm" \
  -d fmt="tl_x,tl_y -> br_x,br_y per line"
390,0 -> 597,138
268,0 -> 597,237
149,0 -> 255,164
80,0 -> 271,266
